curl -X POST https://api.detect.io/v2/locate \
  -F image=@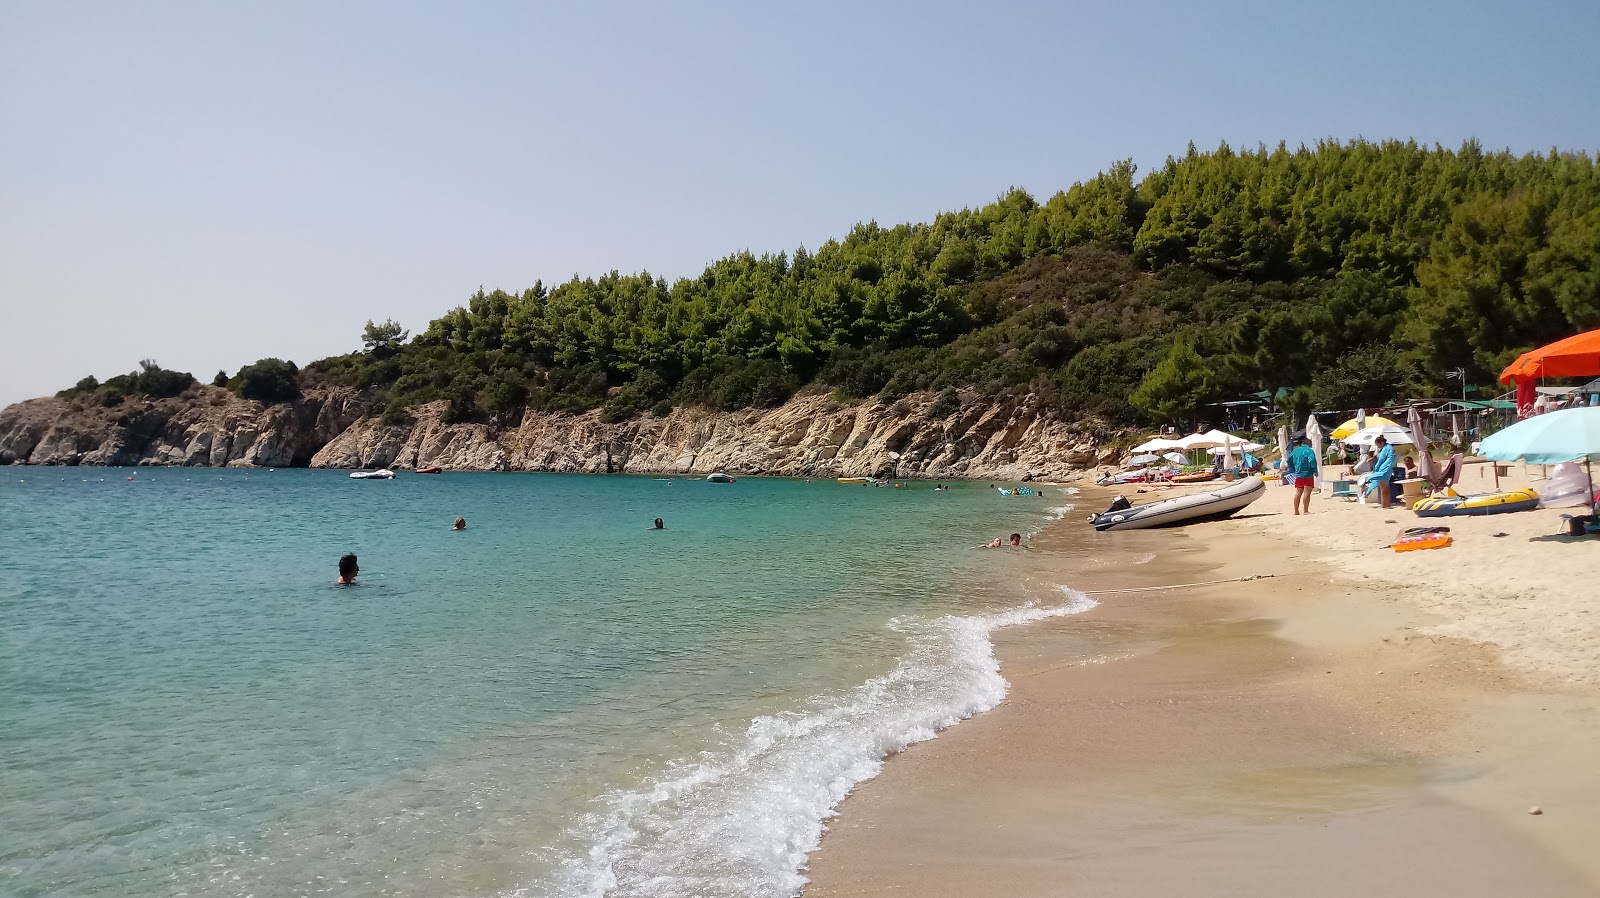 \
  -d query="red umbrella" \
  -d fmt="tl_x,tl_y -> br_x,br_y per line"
1499,328 -> 1600,383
